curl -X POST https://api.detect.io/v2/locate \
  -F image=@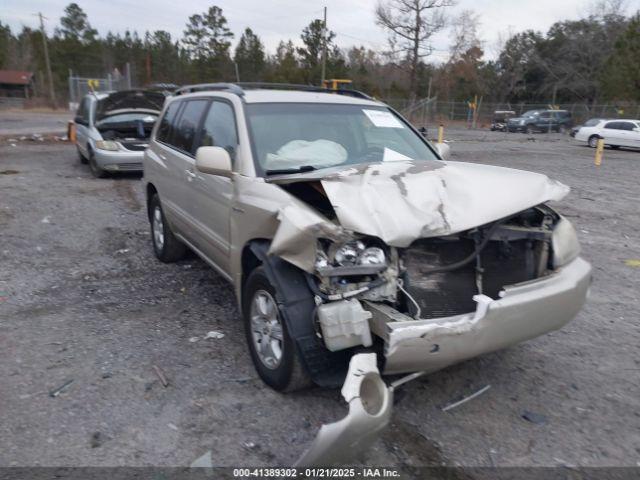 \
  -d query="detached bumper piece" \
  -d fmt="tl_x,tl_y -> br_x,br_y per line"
295,353 -> 392,466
